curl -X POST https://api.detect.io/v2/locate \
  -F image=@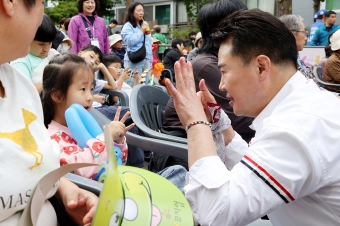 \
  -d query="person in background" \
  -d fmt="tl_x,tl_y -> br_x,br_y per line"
319,44 -> 333,68
187,32 -> 202,62
188,31 -> 197,49
324,29 -> 340,92
107,19 -> 118,36
109,34 -> 126,66
11,14 -> 59,93
161,39 -> 185,83
68,0 -> 110,54
121,2 -> 152,79
57,18 -> 74,54
152,25 -> 168,60
306,9 -> 327,46
279,14 -> 312,78
310,10 -> 339,46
